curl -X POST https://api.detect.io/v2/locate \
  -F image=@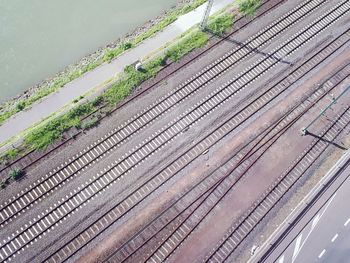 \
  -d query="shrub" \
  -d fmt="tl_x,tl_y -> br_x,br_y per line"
4,148 -> 19,160
82,118 -> 99,130
238,0 -> 261,16
16,101 -> 26,111
121,42 -> 133,50
68,103 -> 94,119
25,103 -> 95,149
207,13 -> 234,35
165,31 -> 208,62
9,168 -> 24,180
92,96 -> 104,107
103,47 -> 124,63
